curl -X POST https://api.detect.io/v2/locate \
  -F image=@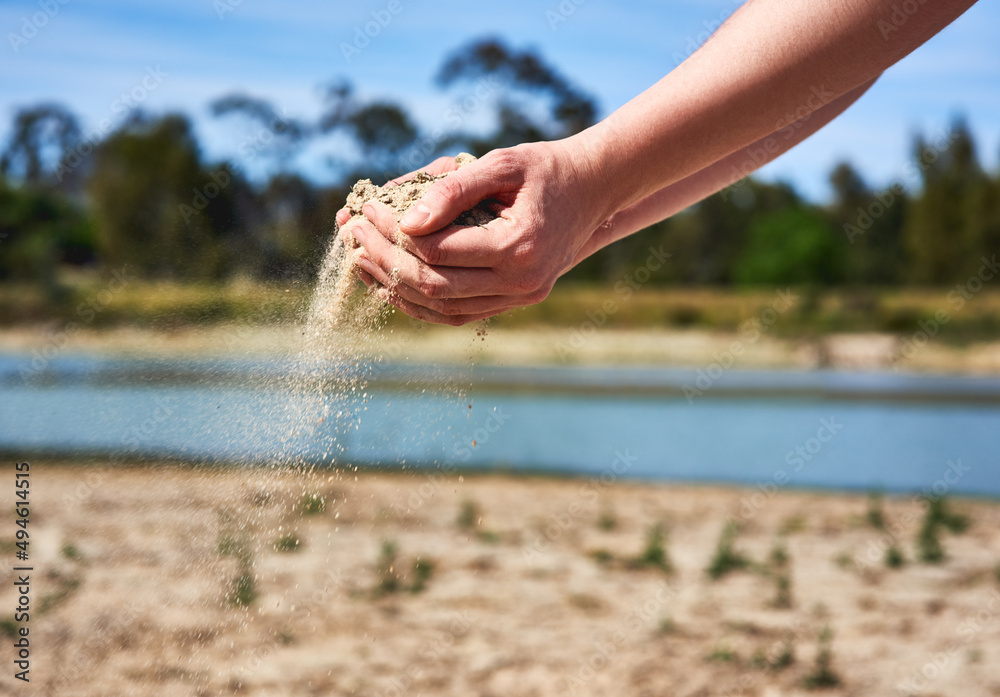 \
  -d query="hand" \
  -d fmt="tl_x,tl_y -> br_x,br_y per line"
347,139 -> 613,325
334,155 -> 461,249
